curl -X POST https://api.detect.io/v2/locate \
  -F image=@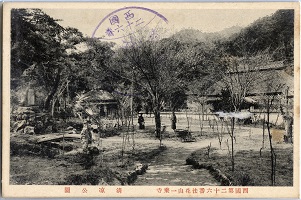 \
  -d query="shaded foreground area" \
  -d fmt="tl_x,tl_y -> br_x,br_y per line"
10,122 -> 293,186
10,131 -> 165,185
133,146 -> 219,186
187,144 -> 293,186
9,125 -> 220,186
